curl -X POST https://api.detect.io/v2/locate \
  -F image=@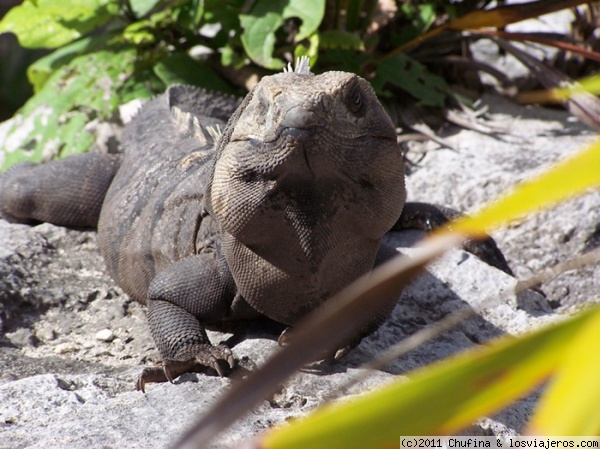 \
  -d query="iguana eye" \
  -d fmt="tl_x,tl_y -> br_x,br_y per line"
255,86 -> 270,111
347,82 -> 365,116
250,86 -> 269,127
